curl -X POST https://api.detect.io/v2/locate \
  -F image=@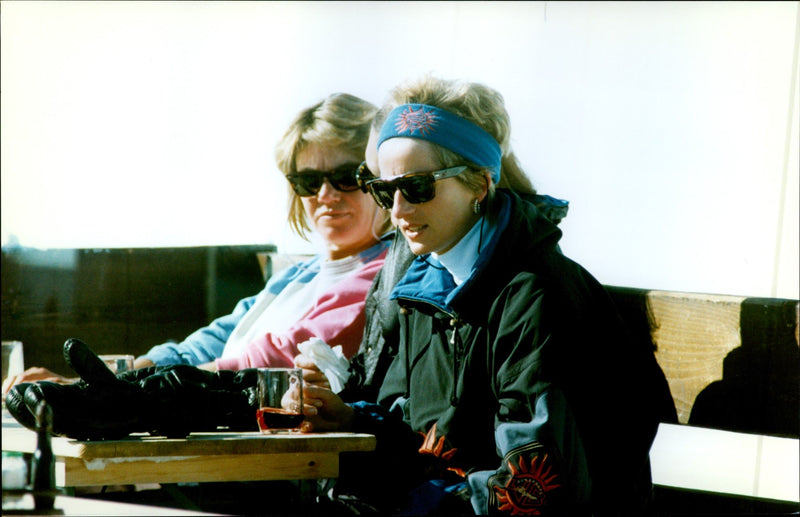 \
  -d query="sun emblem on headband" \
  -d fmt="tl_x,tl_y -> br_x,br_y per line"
394,106 -> 439,136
